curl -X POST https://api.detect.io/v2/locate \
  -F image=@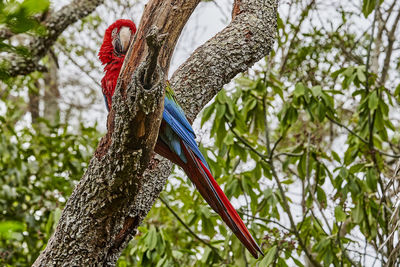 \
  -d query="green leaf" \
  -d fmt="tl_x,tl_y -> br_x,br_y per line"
357,67 -> 366,82
366,168 -> 377,191
201,102 -> 216,126
362,0 -> 380,18
145,226 -> 158,250
316,186 -> 327,207
21,0 -> 50,15
215,103 -> 226,120
217,90 -> 228,104
45,211 -> 54,235
316,102 -> 326,122
259,245 -> 277,266
310,85 -> 322,98
368,91 -> 379,111
201,247 -> 212,263
352,203 -> 363,224
394,83 -> 400,102
201,213 -> 215,237
313,237 -> 330,252
331,151 -> 341,163
334,206 -> 346,222
293,83 -> 306,97
0,221 -> 24,239
291,256 -> 305,267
